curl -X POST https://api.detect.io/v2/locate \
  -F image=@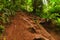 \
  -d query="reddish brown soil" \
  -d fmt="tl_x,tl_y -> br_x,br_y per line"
0,12 -> 55,40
